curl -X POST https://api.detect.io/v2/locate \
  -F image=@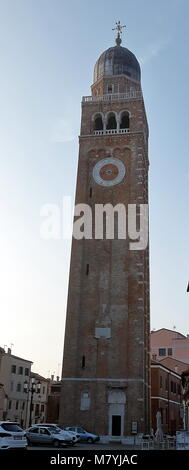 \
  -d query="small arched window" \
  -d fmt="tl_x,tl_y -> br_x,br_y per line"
94,114 -> 103,131
107,84 -> 113,94
120,112 -> 130,129
106,113 -> 117,130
